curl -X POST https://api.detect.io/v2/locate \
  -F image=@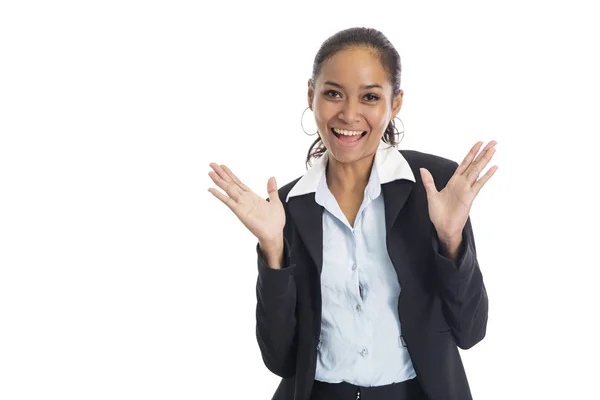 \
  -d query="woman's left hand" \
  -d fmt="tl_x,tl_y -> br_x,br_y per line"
420,140 -> 498,252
